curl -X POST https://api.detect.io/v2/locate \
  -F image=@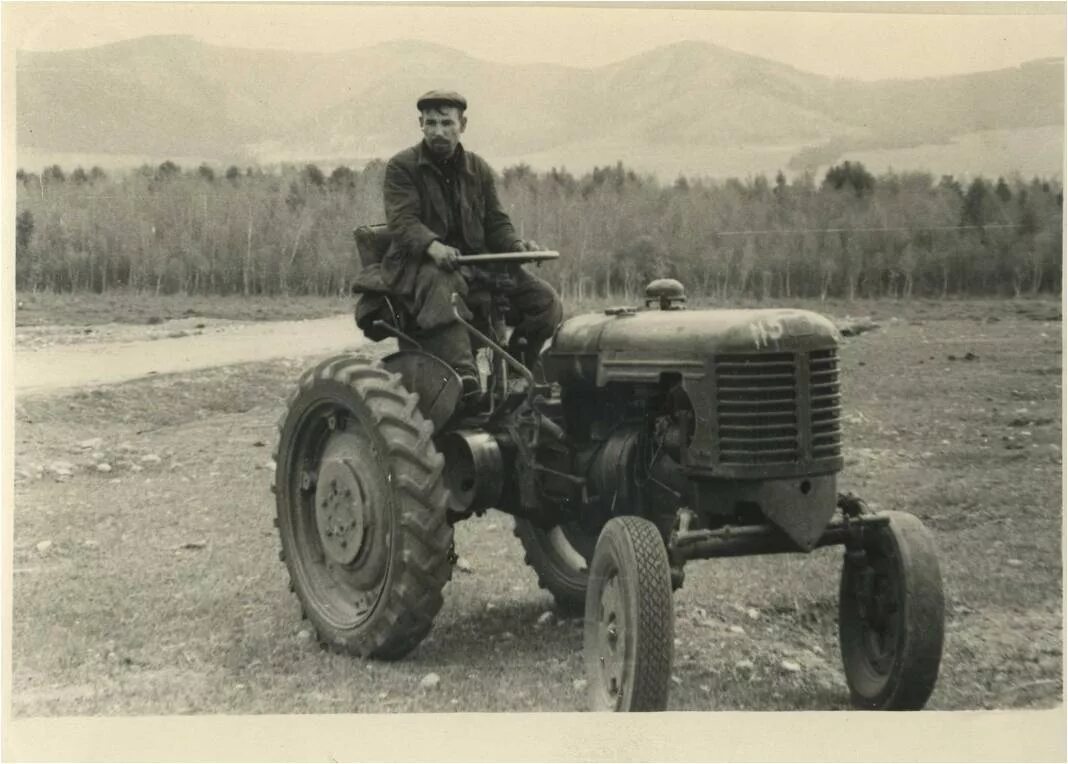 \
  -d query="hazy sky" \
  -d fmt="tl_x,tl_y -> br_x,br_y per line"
7,2 -> 1066,80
